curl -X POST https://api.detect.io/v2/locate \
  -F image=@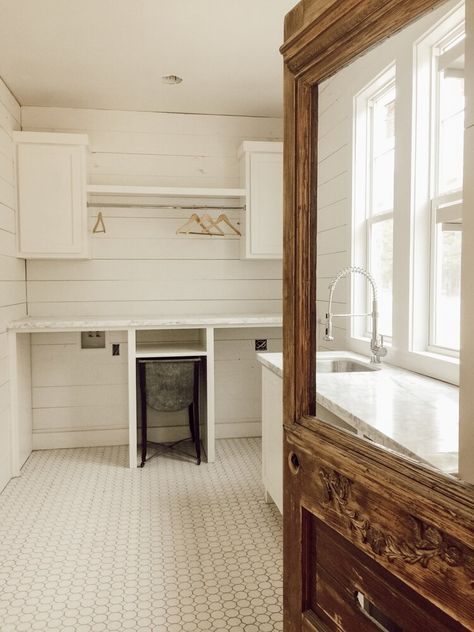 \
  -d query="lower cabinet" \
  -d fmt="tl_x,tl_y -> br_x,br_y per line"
261,366 -> 283,514
260,367 -> 355,516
